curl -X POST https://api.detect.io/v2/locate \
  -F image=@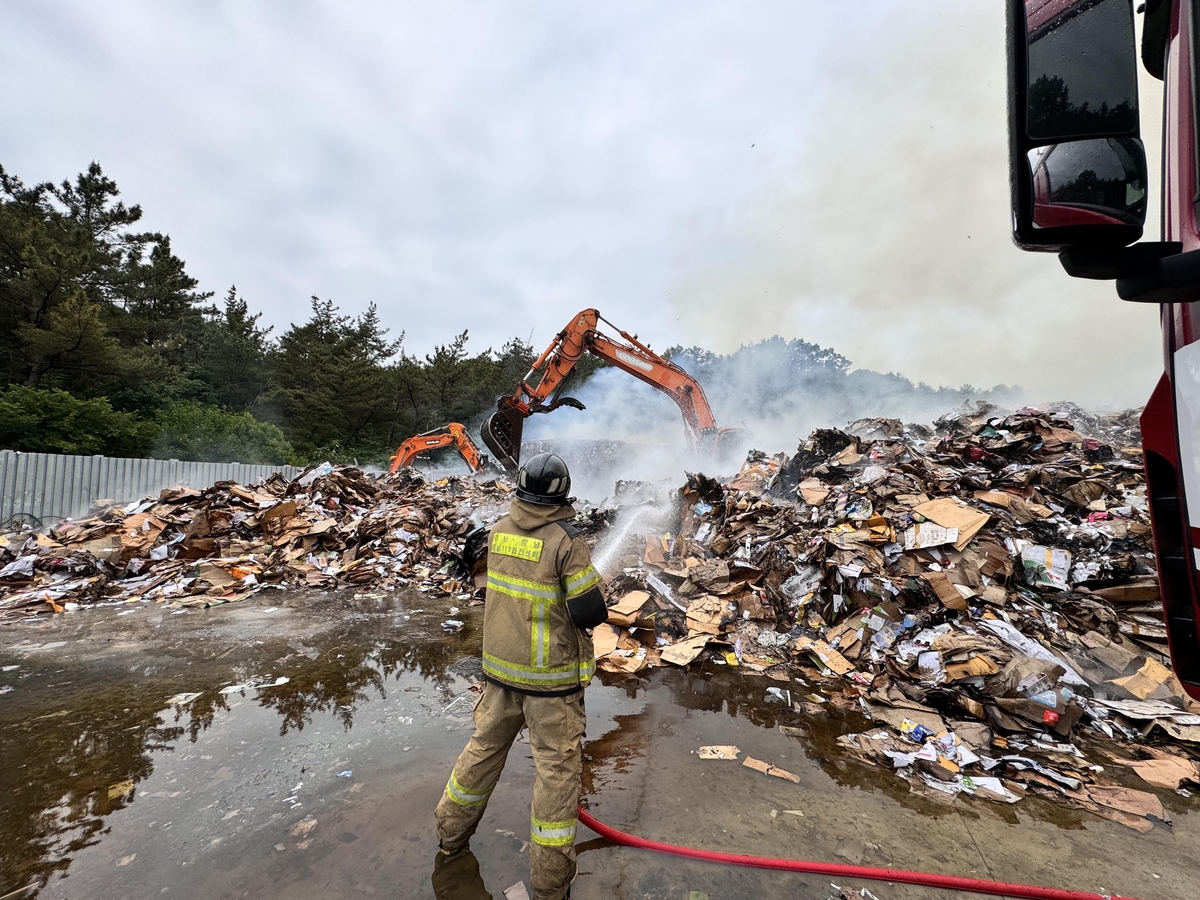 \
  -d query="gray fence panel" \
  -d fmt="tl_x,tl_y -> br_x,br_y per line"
0,449 -> 300,527
2,452 -> 14,521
